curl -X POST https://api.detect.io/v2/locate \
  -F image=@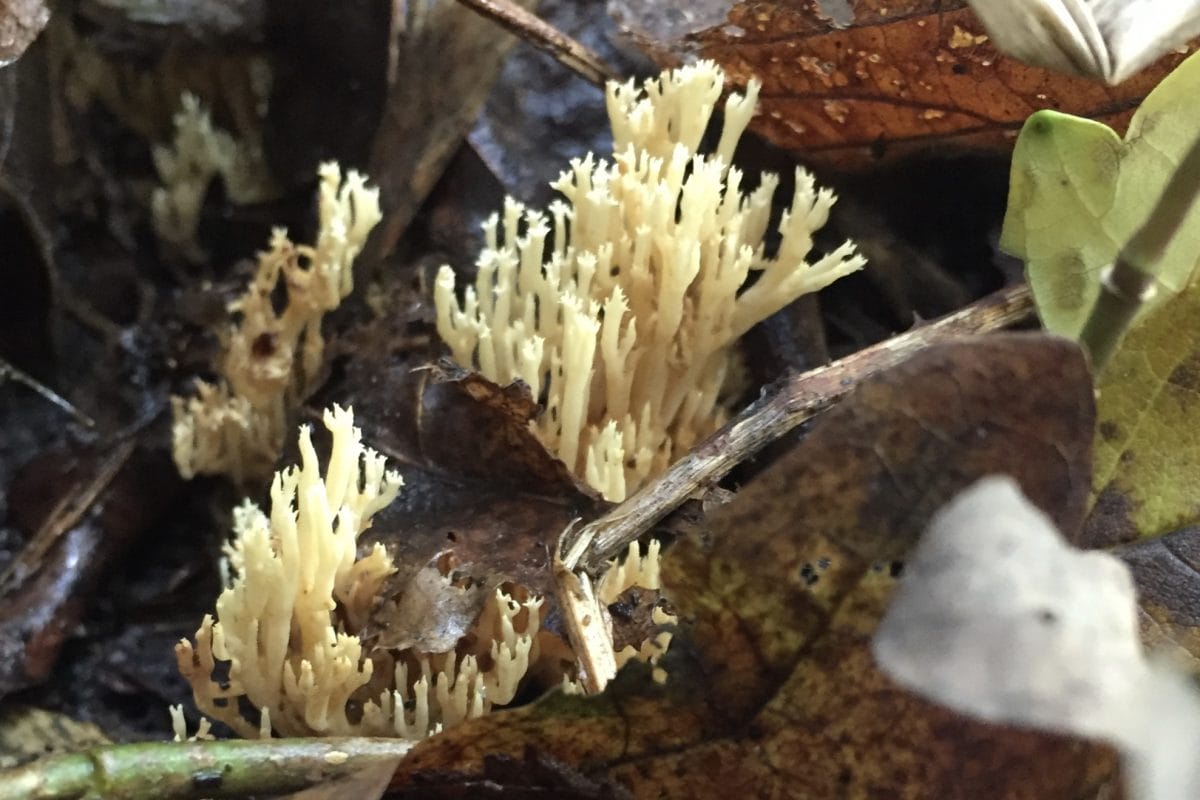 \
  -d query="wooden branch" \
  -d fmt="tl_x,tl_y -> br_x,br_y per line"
453,0 -> 618,86
565,282 -> 1037,575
